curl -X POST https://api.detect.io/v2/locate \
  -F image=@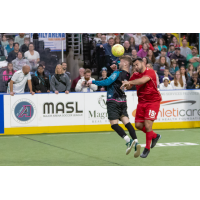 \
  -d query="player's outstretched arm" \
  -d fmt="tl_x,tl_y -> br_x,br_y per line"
88,71 -> 120,87
120,76 -> 151,89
